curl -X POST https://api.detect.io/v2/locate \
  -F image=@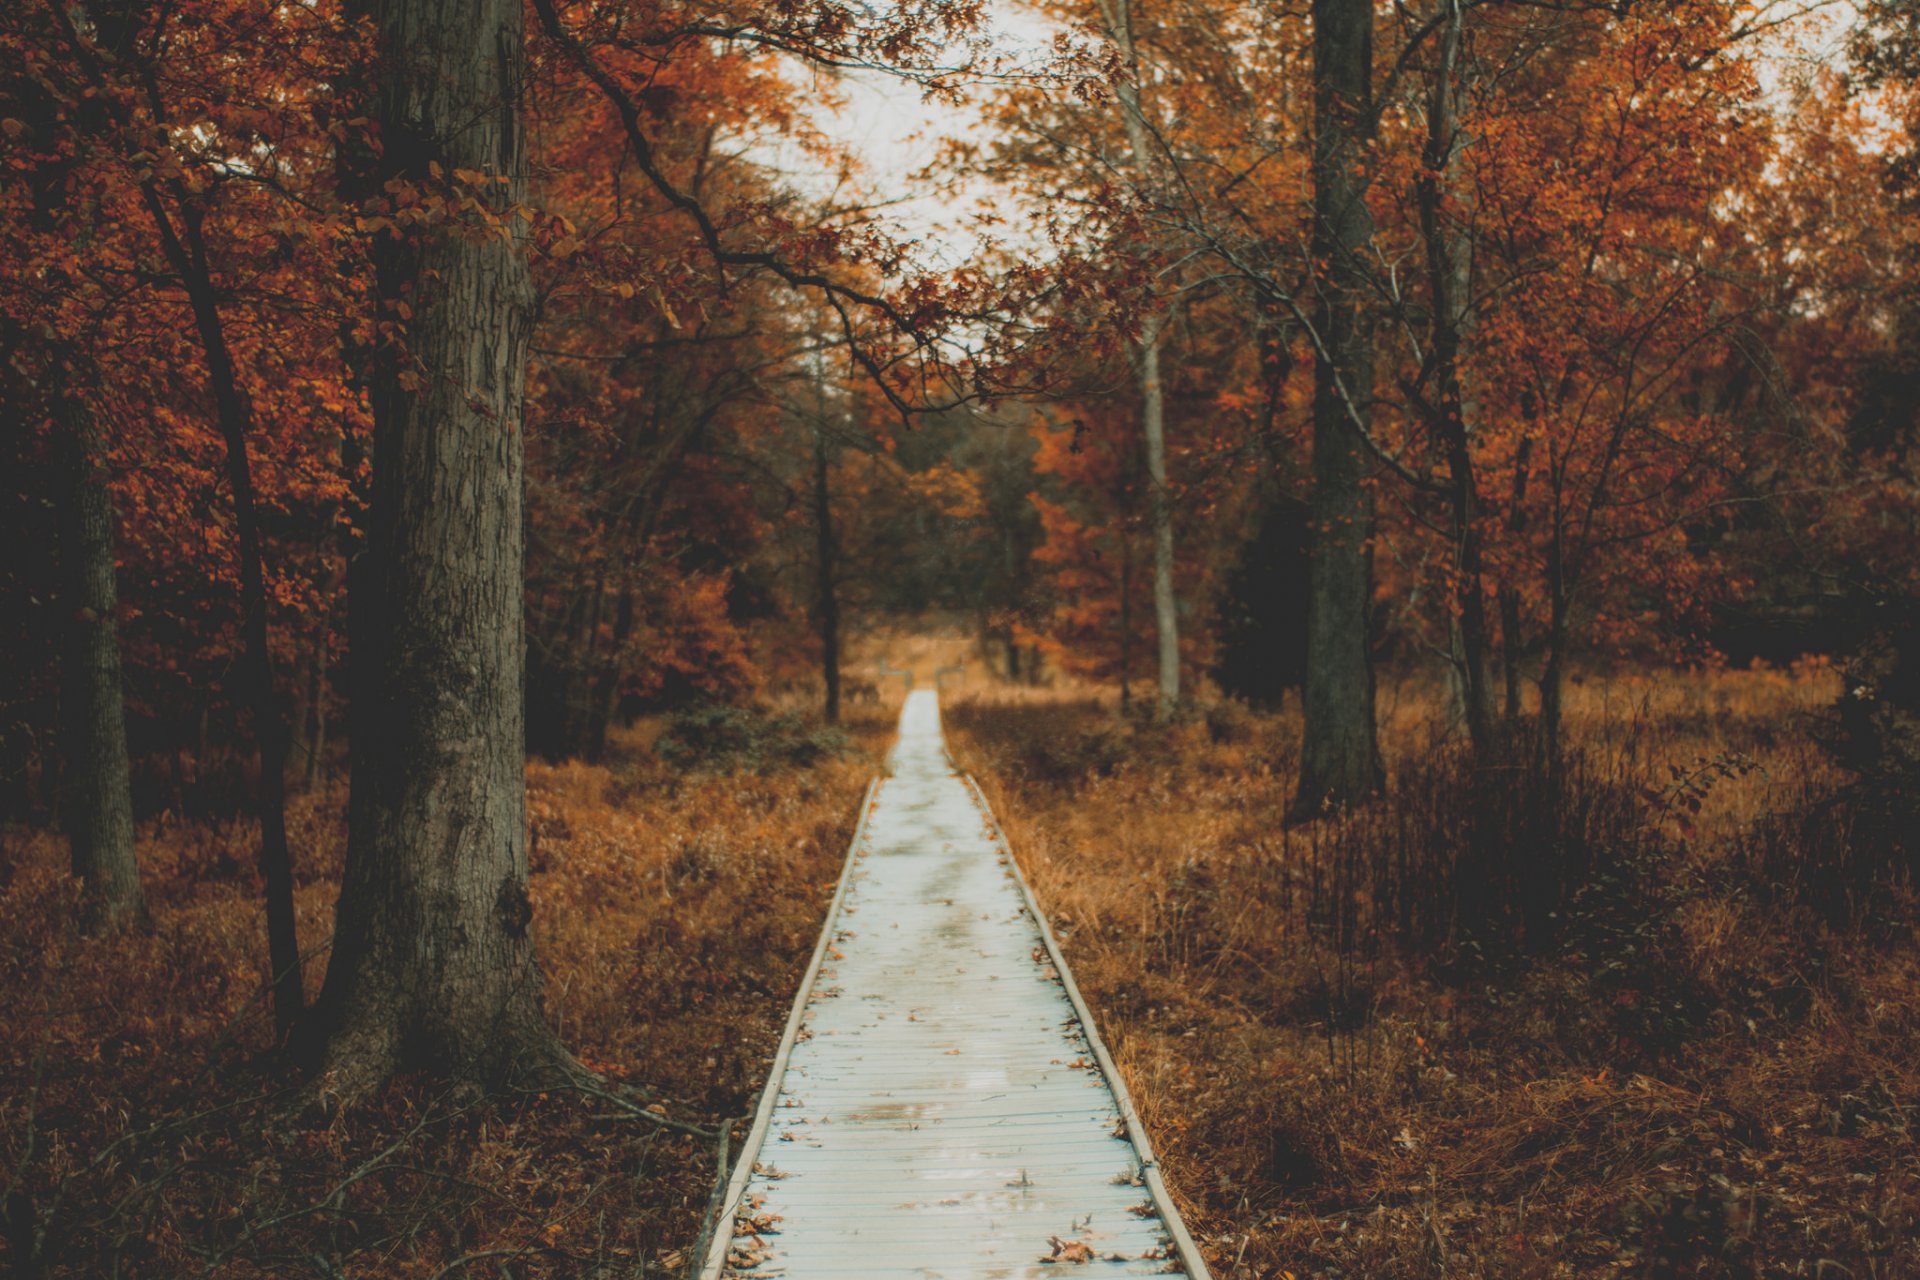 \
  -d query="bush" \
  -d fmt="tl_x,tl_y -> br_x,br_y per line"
652,702 -> 848,773
944,698 -> 1127,787
1299,726 -> 1665,965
